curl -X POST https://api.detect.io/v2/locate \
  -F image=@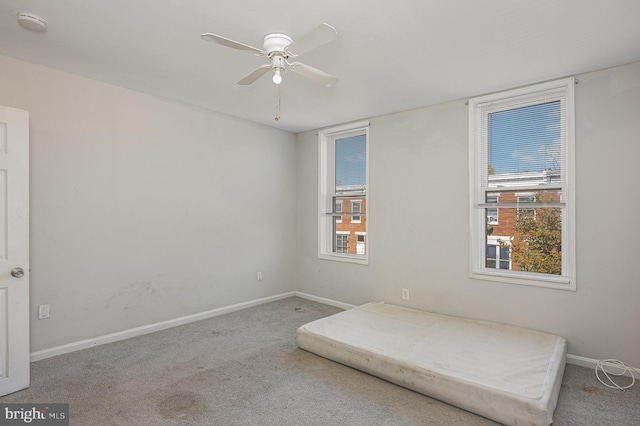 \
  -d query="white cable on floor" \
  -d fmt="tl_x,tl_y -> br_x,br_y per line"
595,359 -> 636,391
